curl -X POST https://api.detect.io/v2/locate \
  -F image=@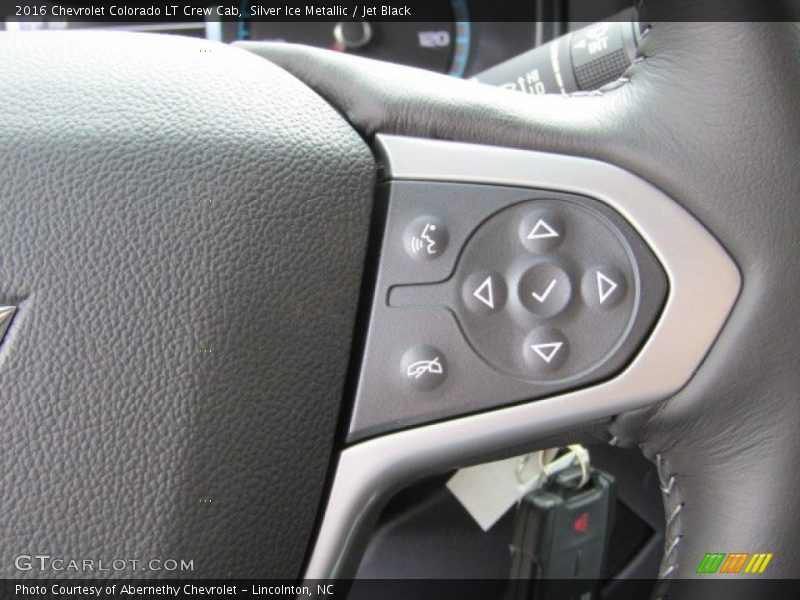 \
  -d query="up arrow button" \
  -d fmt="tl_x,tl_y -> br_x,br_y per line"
519,210 -> 564,253
526,219 -> 559,240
